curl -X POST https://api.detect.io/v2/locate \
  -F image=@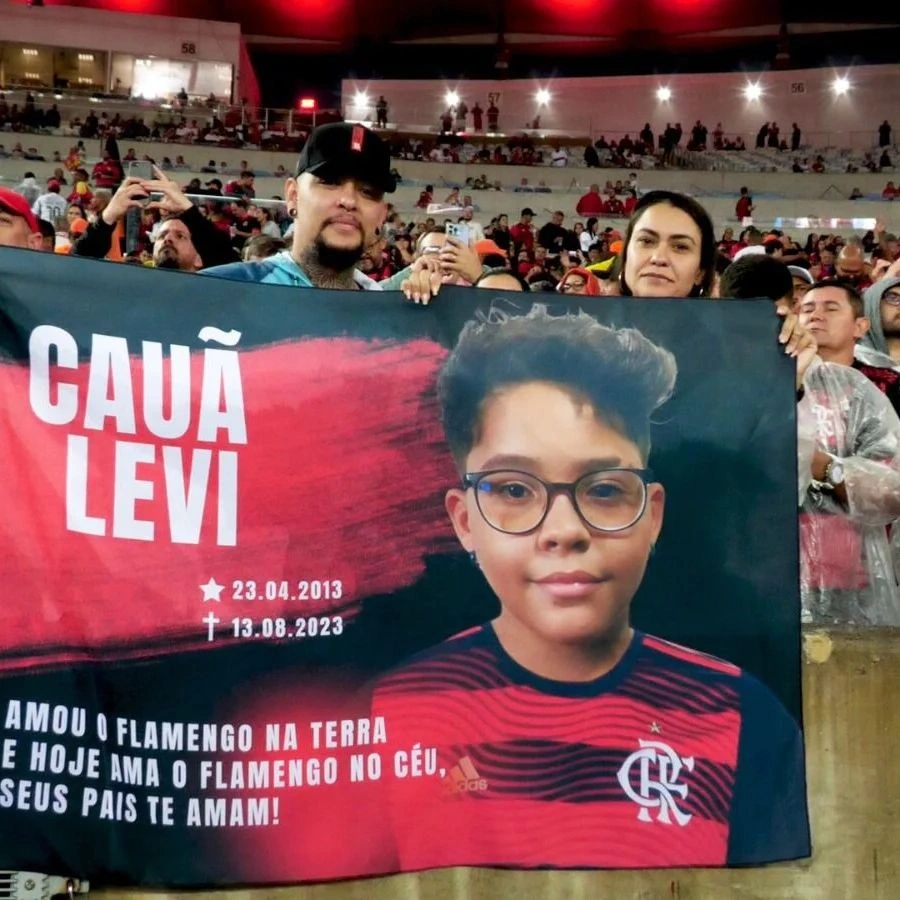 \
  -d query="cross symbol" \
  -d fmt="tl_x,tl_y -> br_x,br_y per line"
203,612 -> 221,642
